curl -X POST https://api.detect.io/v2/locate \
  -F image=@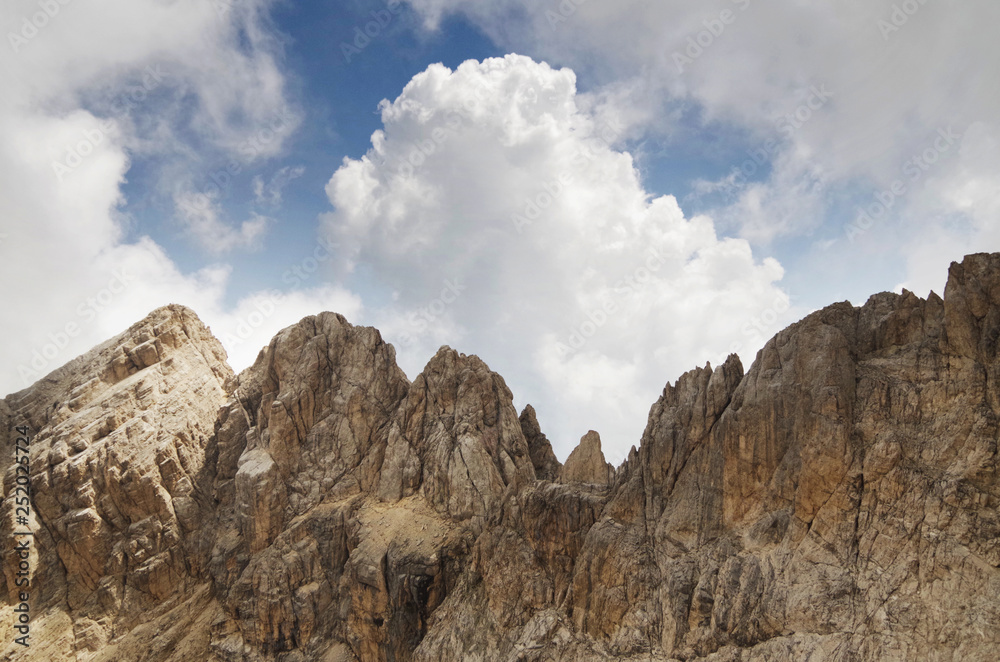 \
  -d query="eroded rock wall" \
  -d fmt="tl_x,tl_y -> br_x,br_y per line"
2,254 -> 998,662
414,254 -> 1000,662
